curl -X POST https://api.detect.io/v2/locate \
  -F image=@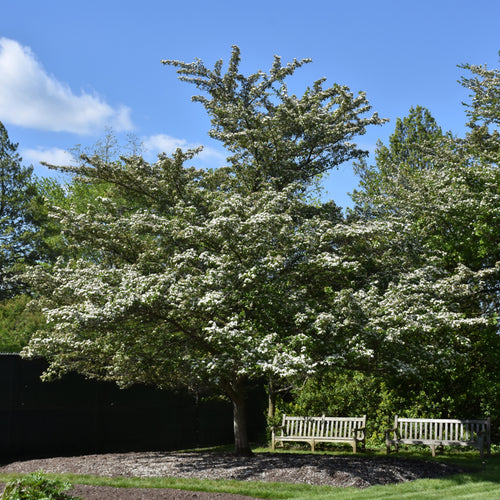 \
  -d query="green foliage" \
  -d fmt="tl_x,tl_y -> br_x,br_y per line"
294,55 -> 500,443
351,105 -> 447,218
1,471 -> 80,500
280,365 -> 500,445
0,295 -> 45,352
